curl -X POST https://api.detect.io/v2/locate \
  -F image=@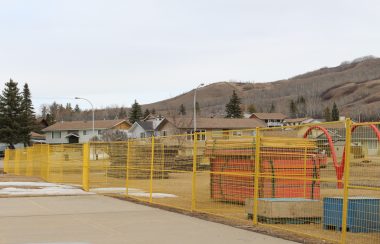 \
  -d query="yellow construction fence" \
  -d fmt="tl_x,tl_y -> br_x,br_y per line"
4,119 -> 380,244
